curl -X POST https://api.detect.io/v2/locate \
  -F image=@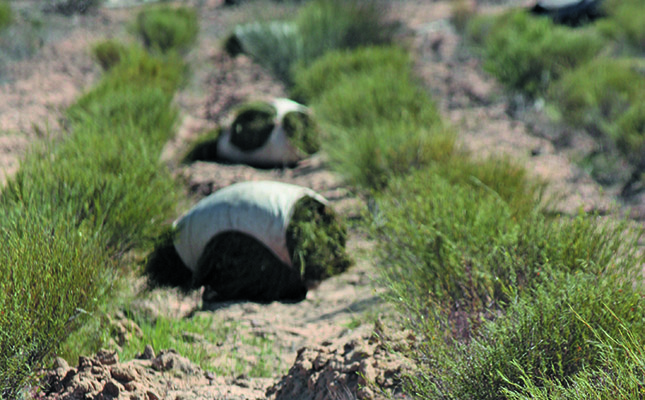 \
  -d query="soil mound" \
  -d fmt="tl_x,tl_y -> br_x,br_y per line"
267,334 -> 410,400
